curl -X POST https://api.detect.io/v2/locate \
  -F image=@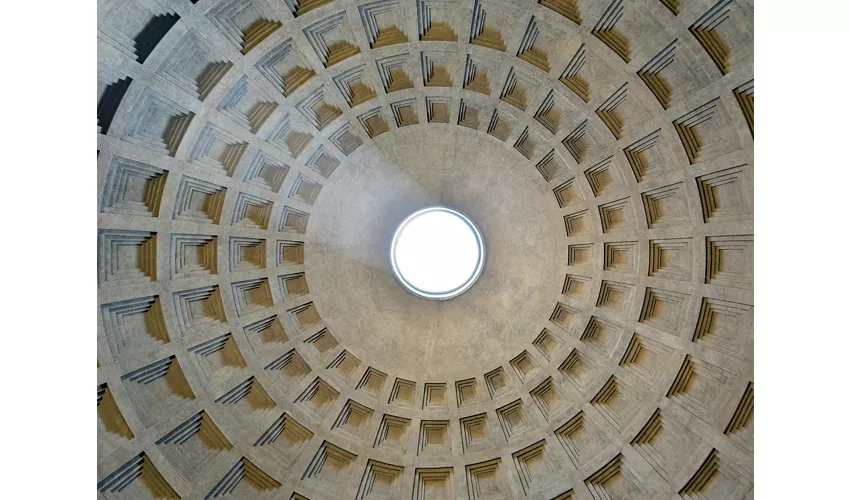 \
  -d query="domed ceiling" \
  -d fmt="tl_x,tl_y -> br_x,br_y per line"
97,0 -> 754,499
